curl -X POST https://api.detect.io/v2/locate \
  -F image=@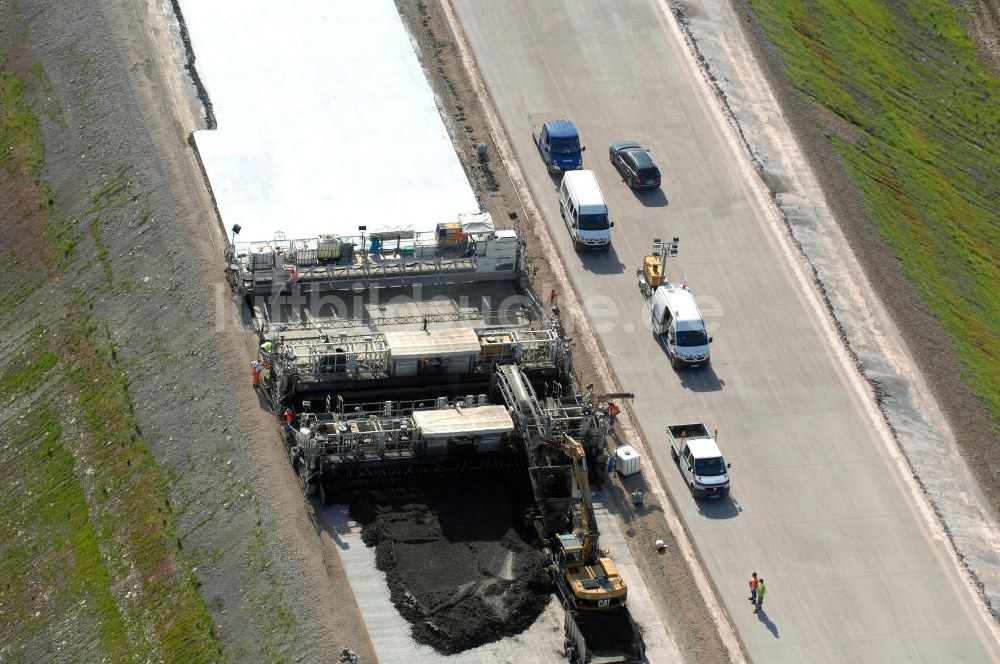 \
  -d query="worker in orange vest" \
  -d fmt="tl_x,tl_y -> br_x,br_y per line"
251,359 -> 262,389
748,572 -> 759,603
282,408 -> 296,436
608,402 -> 621,428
